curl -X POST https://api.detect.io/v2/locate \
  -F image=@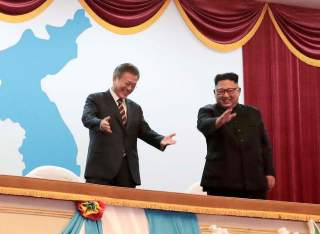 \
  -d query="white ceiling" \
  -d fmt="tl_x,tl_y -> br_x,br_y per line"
259,0 -> 320,9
